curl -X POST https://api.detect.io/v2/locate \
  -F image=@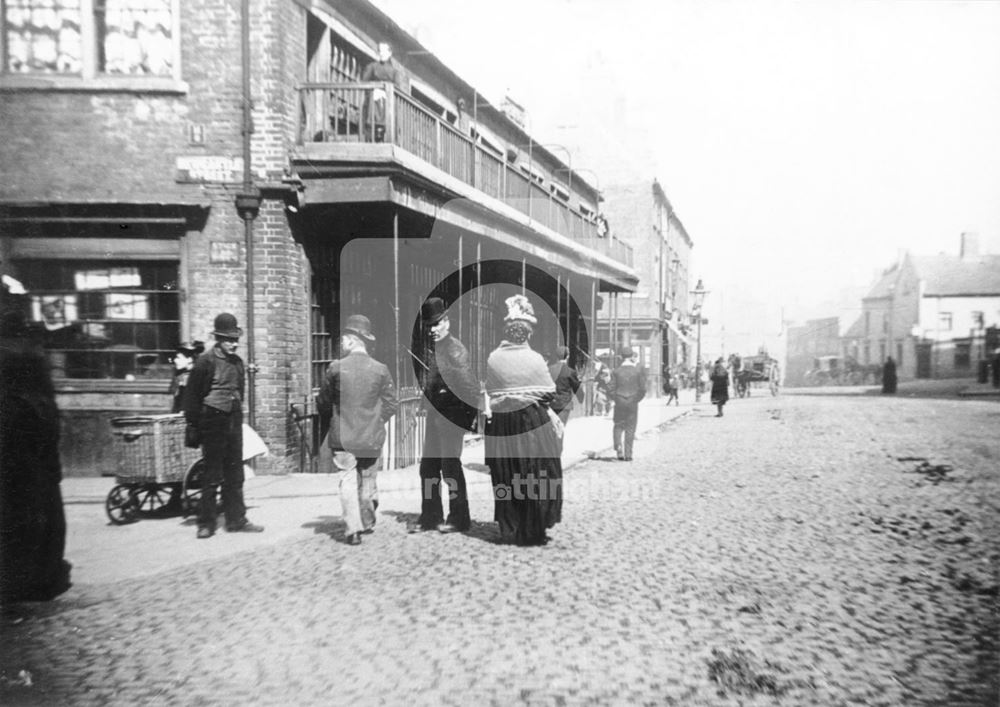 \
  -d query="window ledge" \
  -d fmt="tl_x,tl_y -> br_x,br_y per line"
54,379 -> 171,395
0,74 -> 189,95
